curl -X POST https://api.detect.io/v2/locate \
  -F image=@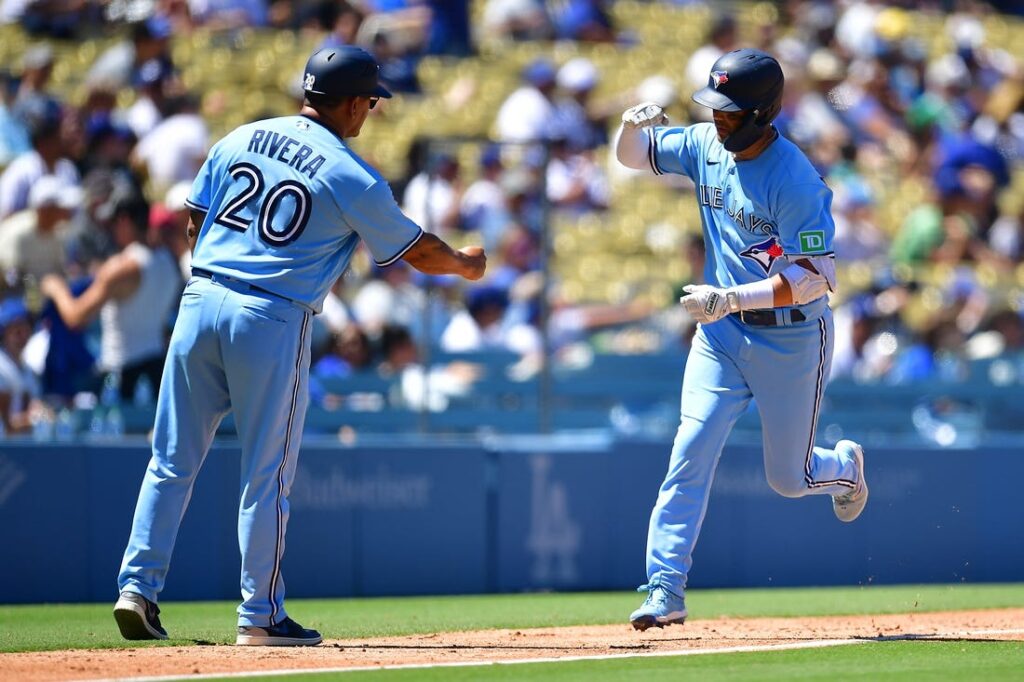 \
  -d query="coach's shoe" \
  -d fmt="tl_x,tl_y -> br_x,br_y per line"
630,582 -> 687,631
833,440 -> 868,523
236,617 -> 322,646
113,591 -> 168,640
